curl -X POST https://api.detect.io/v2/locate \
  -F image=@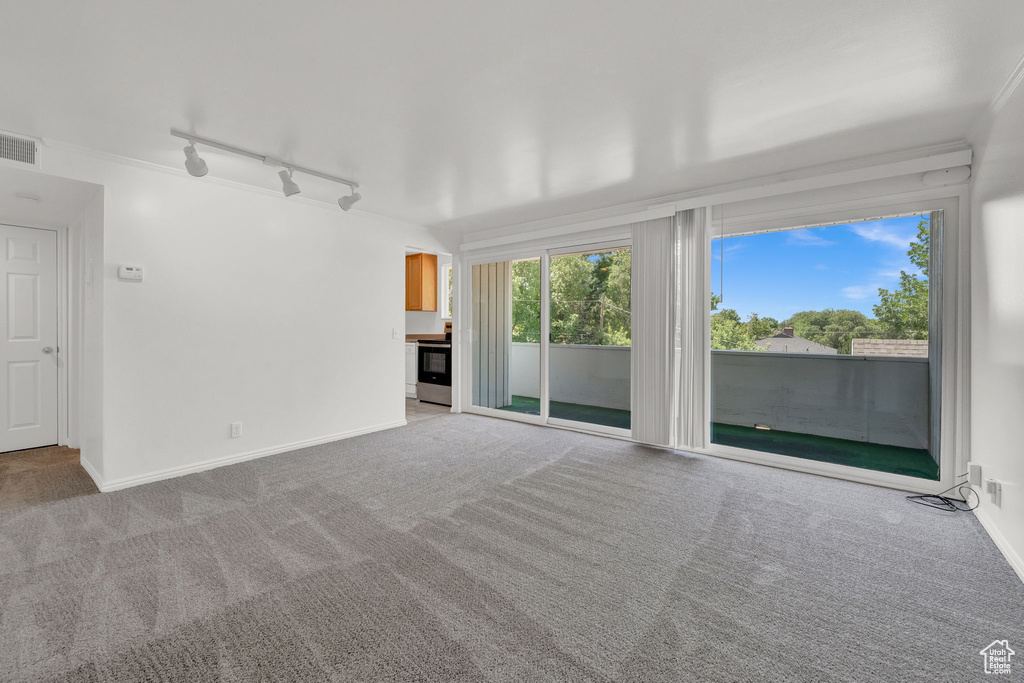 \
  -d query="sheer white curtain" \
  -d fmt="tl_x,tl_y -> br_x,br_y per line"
675,207 -> 708,451
630,216 -> 676,446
